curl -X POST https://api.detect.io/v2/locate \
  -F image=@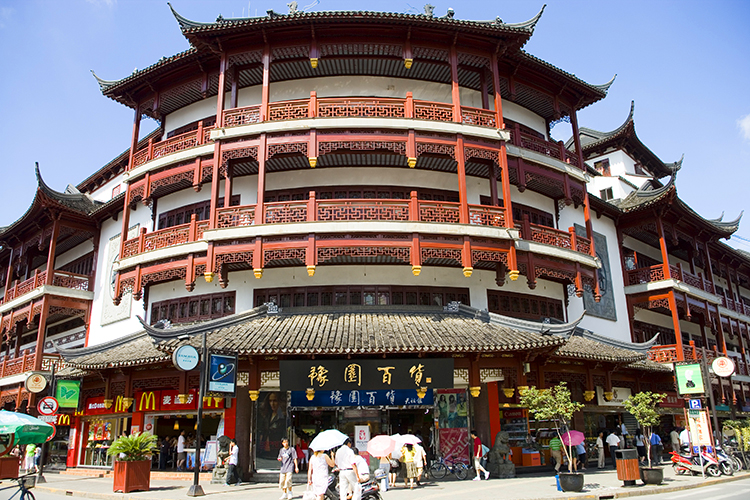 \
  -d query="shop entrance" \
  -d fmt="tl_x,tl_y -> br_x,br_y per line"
149,413 -> 223,471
